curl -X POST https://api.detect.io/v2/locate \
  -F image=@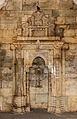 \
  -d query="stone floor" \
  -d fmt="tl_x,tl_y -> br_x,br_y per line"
0,109 -> 77,119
